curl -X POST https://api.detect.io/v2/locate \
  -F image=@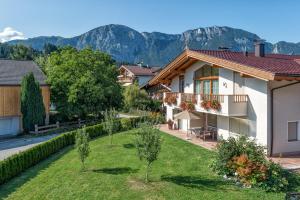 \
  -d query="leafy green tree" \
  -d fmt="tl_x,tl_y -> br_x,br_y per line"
135,123 -> 162,182
123,83 -> 150,111
75,126 -> 90,170
21,73 -> 46,132
103,108 -> 117,145
45,47 -> 122,119
9,44 -> 38,60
